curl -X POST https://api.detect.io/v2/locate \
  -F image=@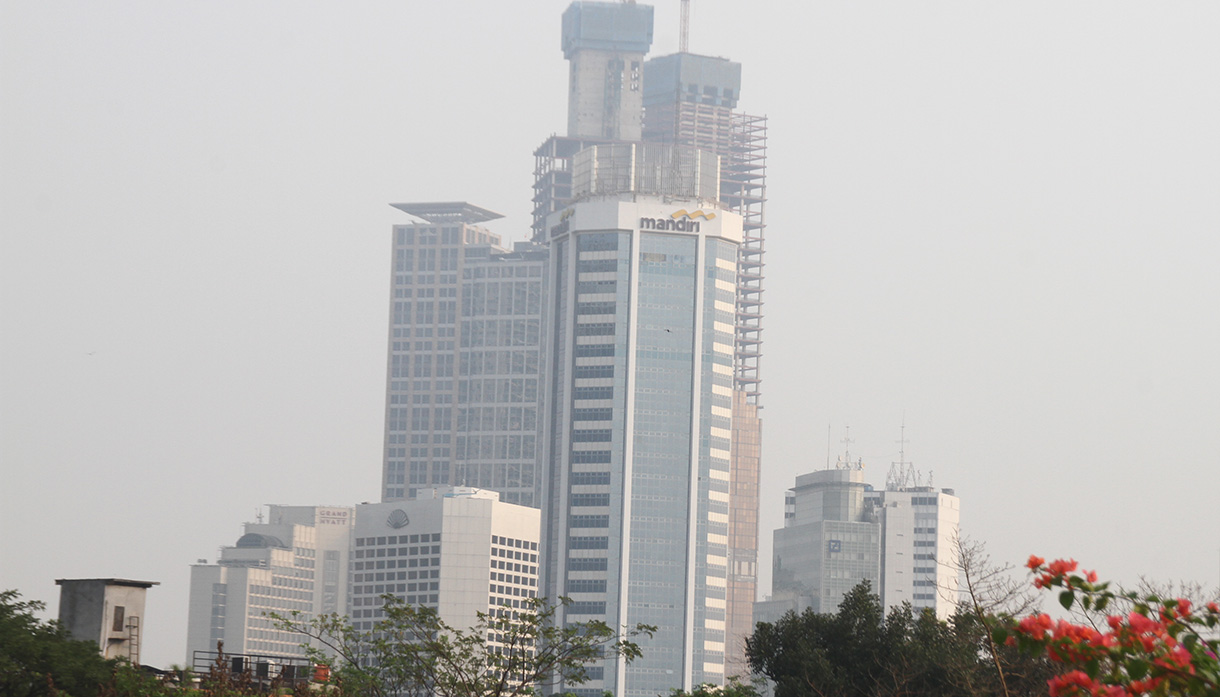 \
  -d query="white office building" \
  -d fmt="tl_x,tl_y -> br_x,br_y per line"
756,468 -> 882,624
865,486 -> 961,620
185,505 -> 353,663
758,467 -> 962,624
350,488 -> 541,635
